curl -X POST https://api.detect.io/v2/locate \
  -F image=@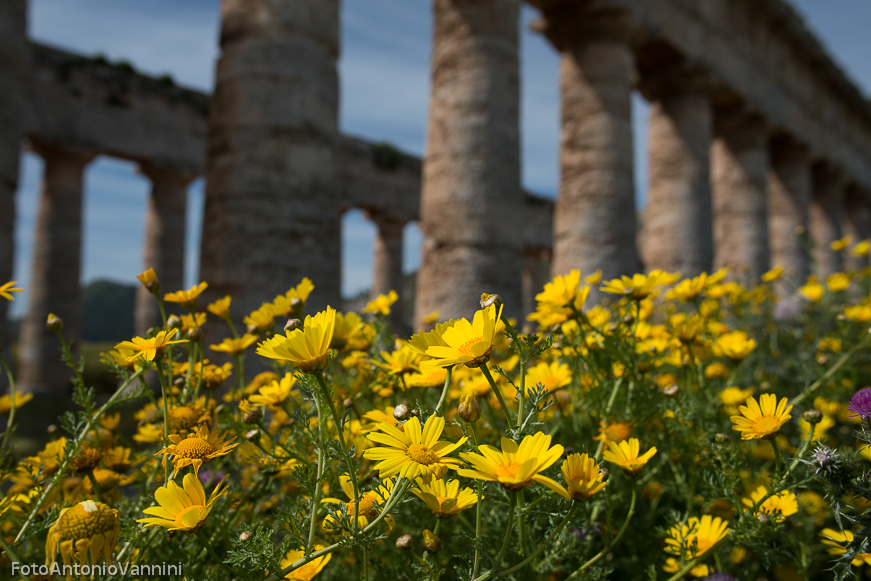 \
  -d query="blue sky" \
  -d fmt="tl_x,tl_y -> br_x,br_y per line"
9,0 -> 871,316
